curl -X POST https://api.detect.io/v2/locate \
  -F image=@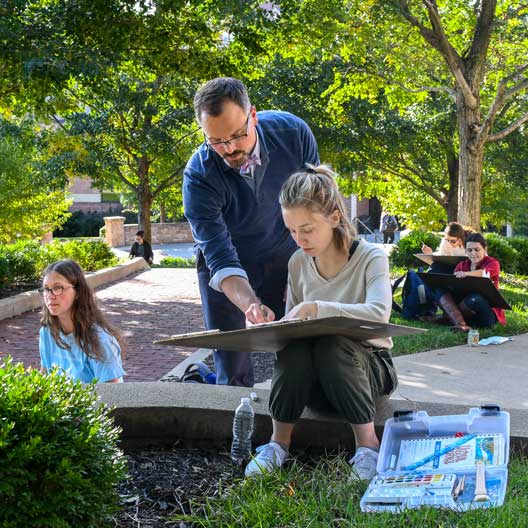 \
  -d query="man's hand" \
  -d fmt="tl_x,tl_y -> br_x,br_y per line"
245,302 -> 275,325
454,270 -> 467,278
282,301 -> 318,321
220,275 -> 276,324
